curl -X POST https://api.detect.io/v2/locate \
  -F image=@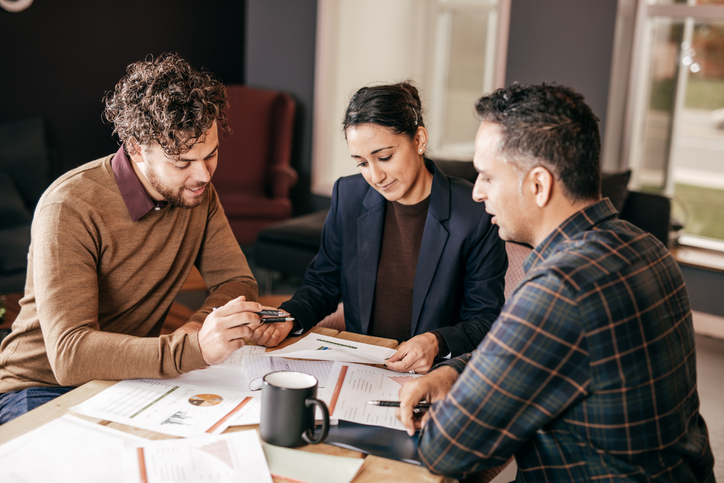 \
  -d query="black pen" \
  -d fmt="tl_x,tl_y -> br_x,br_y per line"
368,400 -> 430,411
257,316 -> 295,324
240,316 -> 294,327
212,307 -> 290,318
256,309 -> 289,316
